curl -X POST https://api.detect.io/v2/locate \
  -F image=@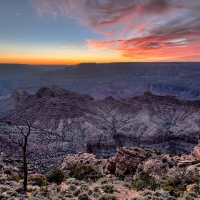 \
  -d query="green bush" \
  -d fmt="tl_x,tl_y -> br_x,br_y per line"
0,194 -> 9,200
162,157 -> 167,163
4,169 -> 12,175
69,184 -> 77,191
132,172 -> 158,191
93,192 -> 100,198
161,168 -> 200,197
7,174 -> 20,182
80,184 -> 89,191
118,174 -> 125,181
78,192 -> 91,200
188,192 -> 198,198
185,196 -> 195,200
28,175 -> 47,186
154,150 -> 162,155
46,168 -> 65,184
73,188 -> 81,196
15,185 -> 25,193
162,182 -> 185,197
72,165 -> 102,181
88,190 -> 93,195
93,186 -> 100,192
102,185 -> 114,194
52,194 -> 66,200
